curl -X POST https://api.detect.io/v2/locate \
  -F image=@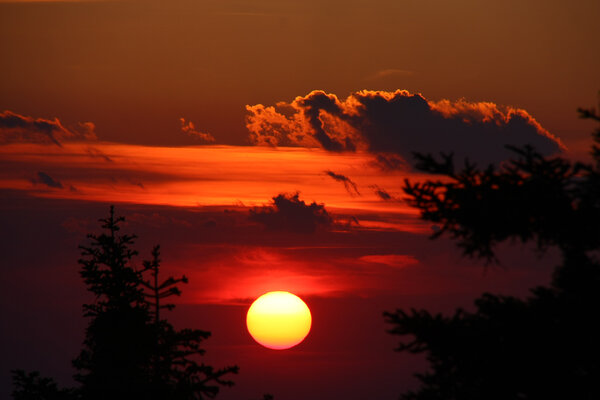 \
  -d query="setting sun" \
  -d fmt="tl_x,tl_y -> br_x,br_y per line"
246,291 -> 312,350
